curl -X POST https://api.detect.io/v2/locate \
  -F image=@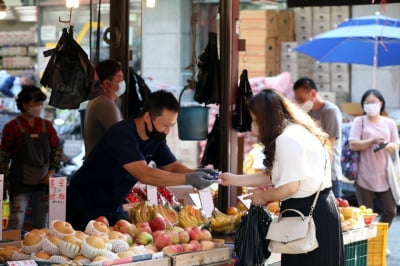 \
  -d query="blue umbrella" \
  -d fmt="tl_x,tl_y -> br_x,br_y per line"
292,13 -> 400,89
